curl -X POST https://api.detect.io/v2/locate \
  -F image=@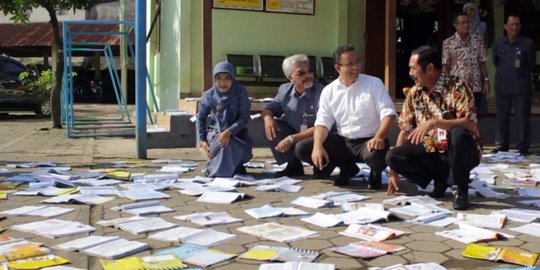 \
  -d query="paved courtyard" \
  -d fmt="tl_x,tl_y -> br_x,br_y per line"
0,110 -> 539,270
